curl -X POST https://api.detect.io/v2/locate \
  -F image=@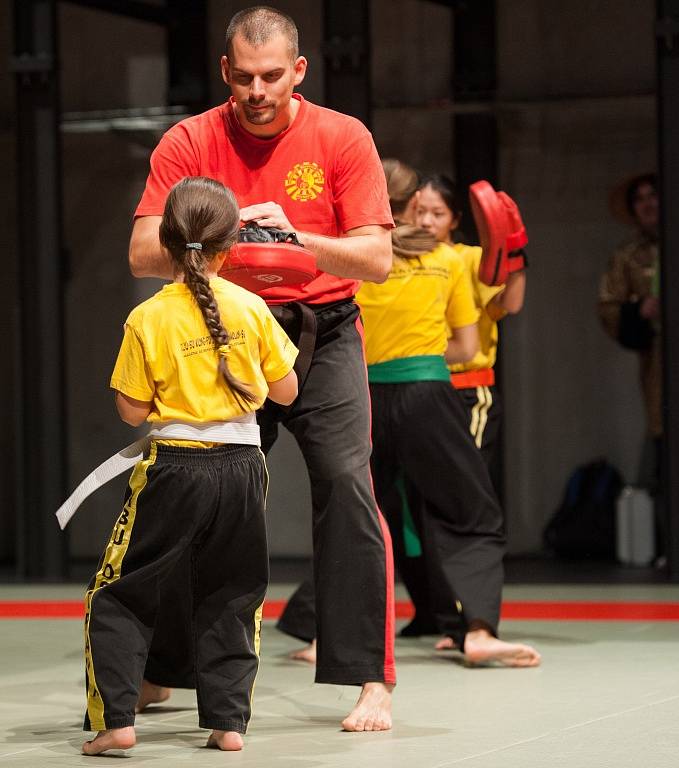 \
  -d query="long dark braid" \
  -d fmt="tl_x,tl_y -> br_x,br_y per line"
159,176 -> 258,407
